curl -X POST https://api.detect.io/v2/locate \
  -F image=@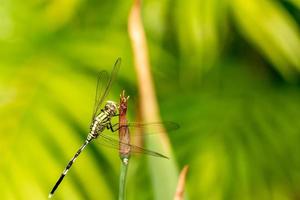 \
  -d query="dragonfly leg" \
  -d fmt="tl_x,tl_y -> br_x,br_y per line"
107,122 -> 120,132
105,115 -> 120,132
107,122 -> 117,132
